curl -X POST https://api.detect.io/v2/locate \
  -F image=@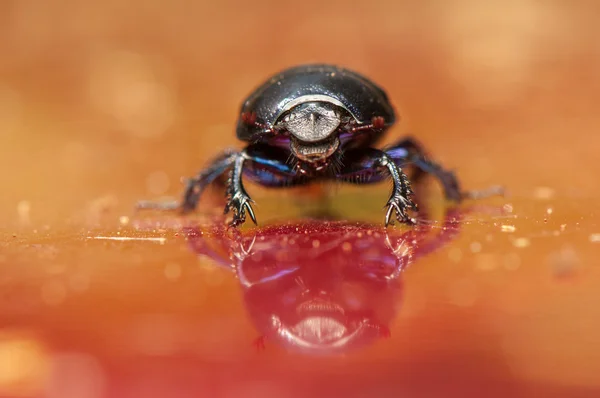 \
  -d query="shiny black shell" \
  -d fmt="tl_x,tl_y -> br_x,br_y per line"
236,64 -> 397,141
